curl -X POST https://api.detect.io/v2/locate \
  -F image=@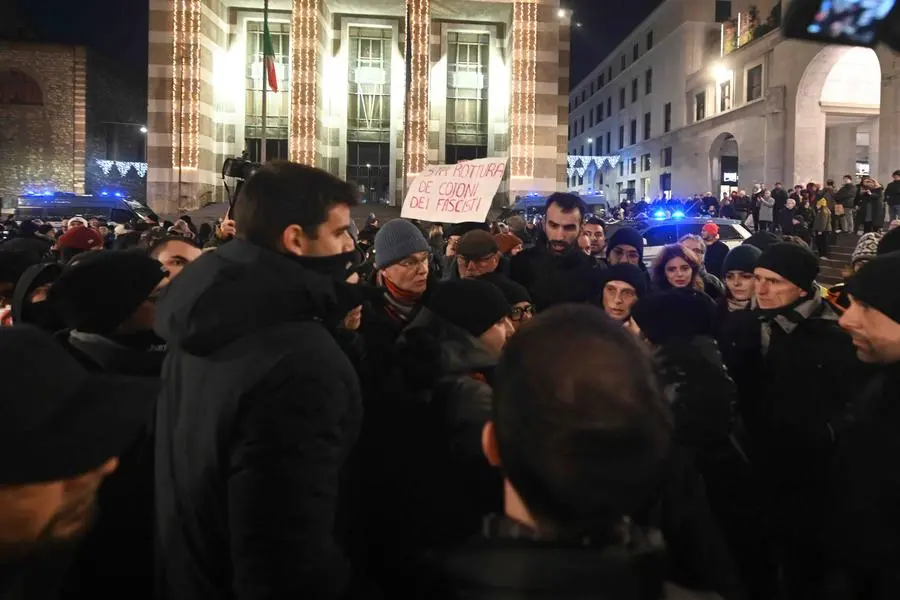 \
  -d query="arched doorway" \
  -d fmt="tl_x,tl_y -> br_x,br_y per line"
794,46 -> 881,185
709,132 -> 738,198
